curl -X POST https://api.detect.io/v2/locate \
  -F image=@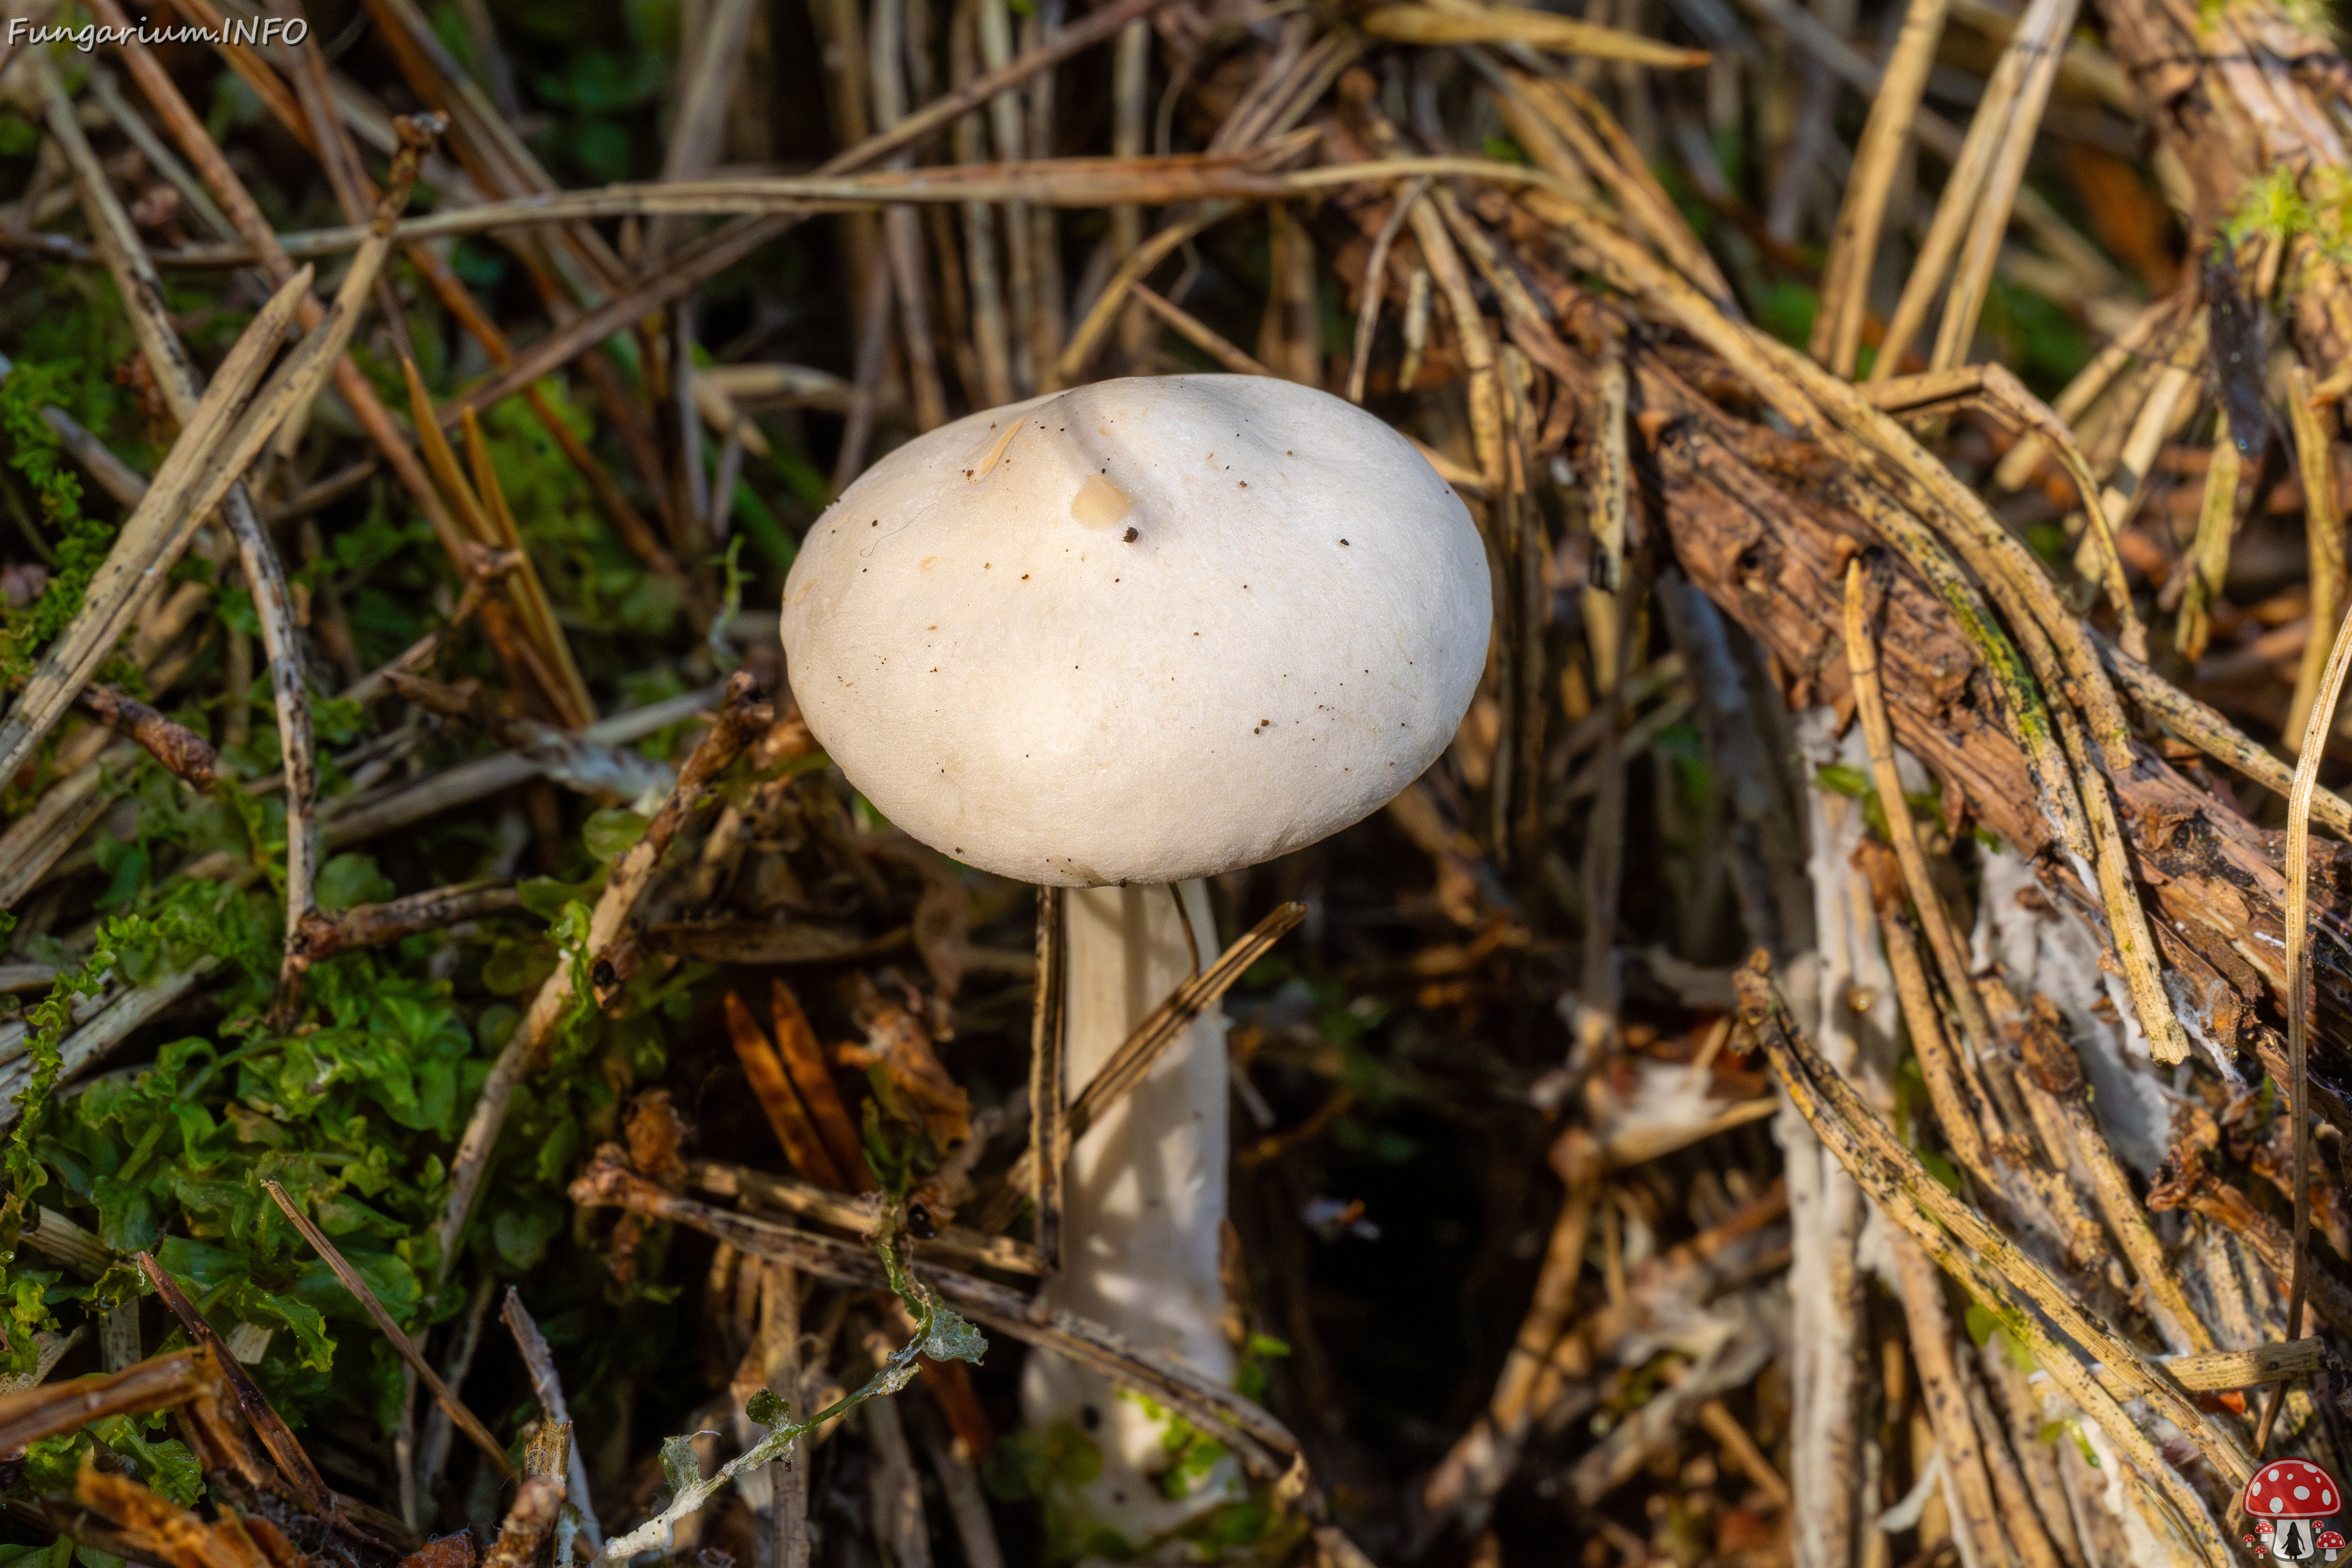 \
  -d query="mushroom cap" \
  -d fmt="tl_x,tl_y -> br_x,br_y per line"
782,375 -> 1492,887
2248,1460 -> 2342,1517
